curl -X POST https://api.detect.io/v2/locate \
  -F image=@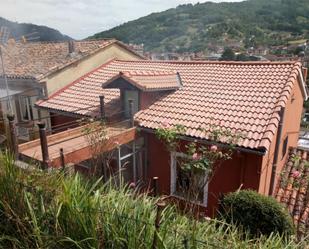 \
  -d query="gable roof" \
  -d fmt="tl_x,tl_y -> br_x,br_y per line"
37,59 -> 307,151
102,71 -> 182,91
275,148 -> 309,239
0,39 -> 144,80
